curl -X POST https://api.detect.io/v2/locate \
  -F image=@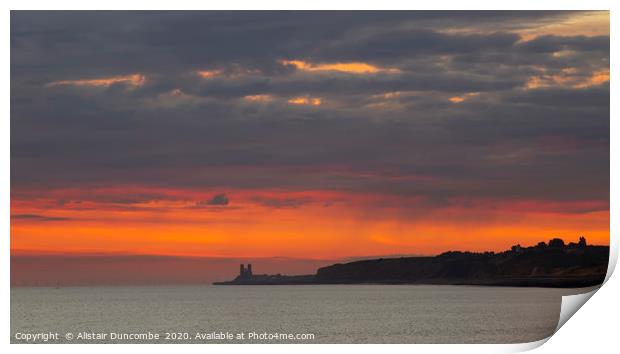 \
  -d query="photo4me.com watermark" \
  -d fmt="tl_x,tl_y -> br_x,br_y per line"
13,331 -> 316,343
